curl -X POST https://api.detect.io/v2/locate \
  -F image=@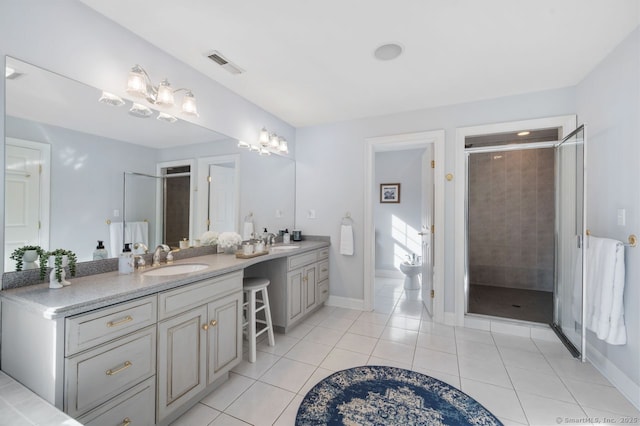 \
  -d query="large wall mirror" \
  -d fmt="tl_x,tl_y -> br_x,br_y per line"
4,56 -> 296,270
